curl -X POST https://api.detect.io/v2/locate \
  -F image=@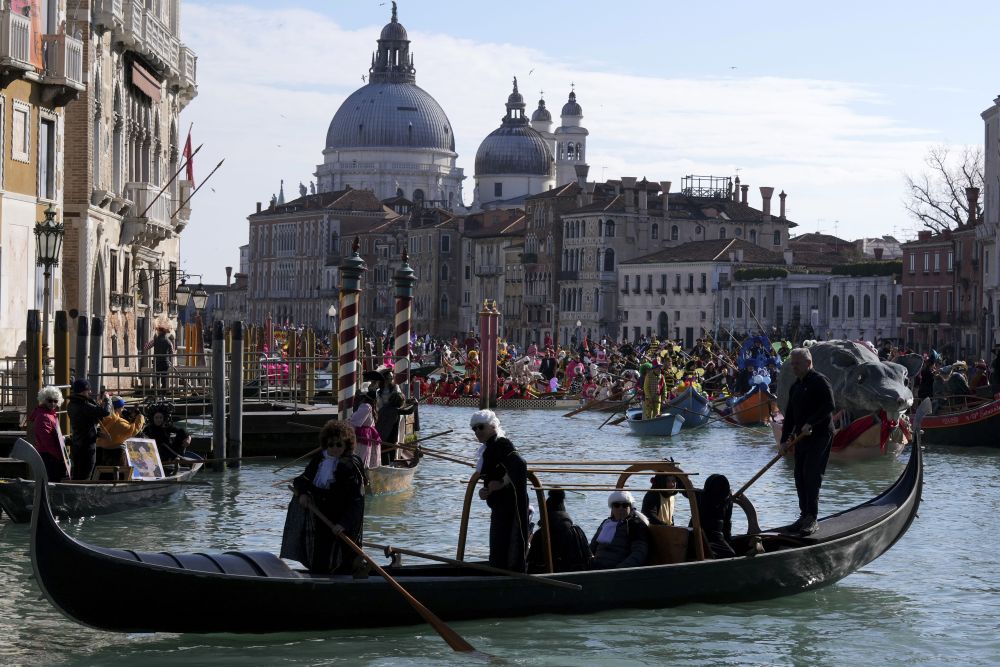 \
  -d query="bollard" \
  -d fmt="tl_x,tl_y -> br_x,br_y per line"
305,328 -> 315,404
54,312 -> 71,435
228,321 -> 244,467
25,311 -> 42,446
211,321 -> 227,470
74,312 -> 89,384
88,316 -> 104,393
